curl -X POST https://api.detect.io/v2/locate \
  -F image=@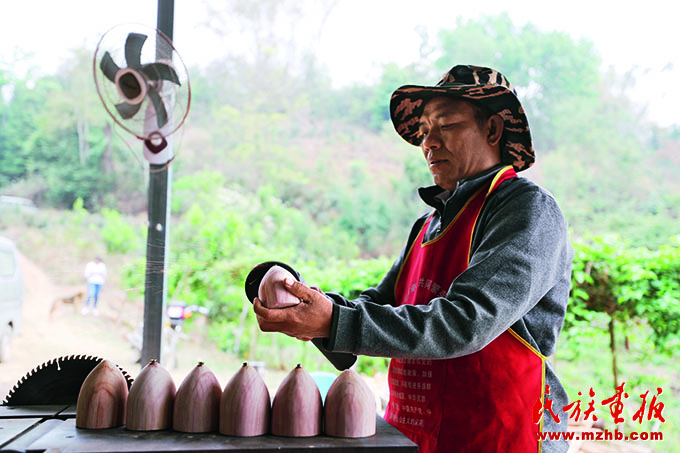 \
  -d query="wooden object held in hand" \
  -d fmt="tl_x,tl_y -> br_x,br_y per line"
258,265 -> 301,309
